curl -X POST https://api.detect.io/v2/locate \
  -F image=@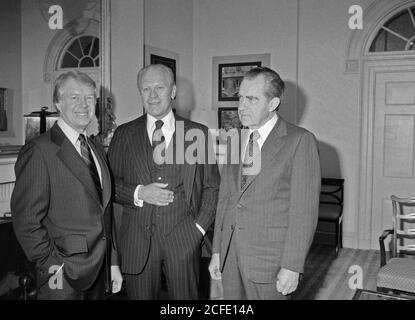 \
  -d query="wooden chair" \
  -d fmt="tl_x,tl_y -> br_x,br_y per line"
377,195 -> 415,296
314,178 -> 344,255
